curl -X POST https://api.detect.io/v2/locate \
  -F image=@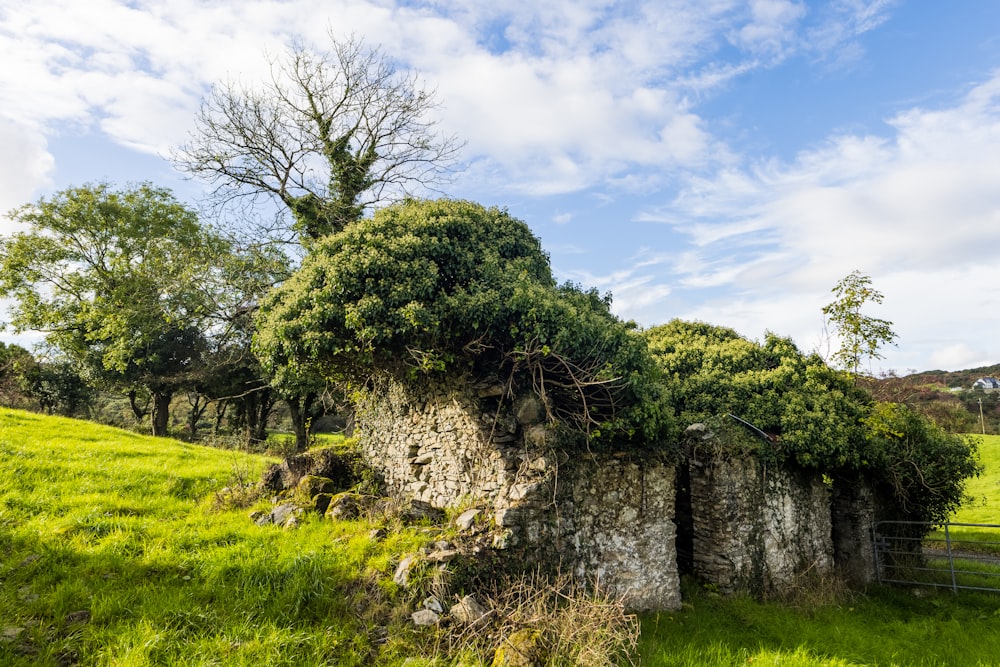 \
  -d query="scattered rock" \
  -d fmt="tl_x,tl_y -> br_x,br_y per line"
400,500 -> 446,525
455,509 -> 481,531
261,447 -> 366,493
0,627 -> 23,643
17,554 -> 40,568
451,595 -> 489,625
422,596 -> 444,614
17,586 -> 38,603
312,492 -> 333,515
411,608 -> 440,626
325,492 -> 372,521
283,514 -> 300,530
296,474 -> 335,498
255,503 -> 298,527
368,527 -> 387,541
65,610 -> 90,624
426,549 -> 458,563
393,555 -> 418,587
493,628 -> 545,666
